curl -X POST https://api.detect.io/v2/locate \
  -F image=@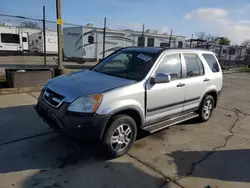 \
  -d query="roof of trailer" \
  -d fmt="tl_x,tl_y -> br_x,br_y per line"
120,47 -> 213,53
121,47 -> 164,53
